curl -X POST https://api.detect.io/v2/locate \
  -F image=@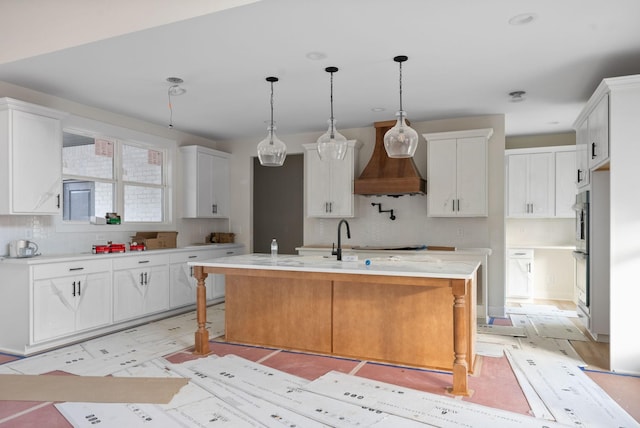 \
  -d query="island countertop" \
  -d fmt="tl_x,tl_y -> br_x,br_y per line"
189,253 -> 480,280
